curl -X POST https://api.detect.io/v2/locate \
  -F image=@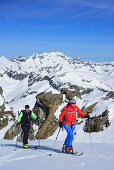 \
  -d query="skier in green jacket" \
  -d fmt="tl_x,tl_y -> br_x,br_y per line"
17,105 -> 39,148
